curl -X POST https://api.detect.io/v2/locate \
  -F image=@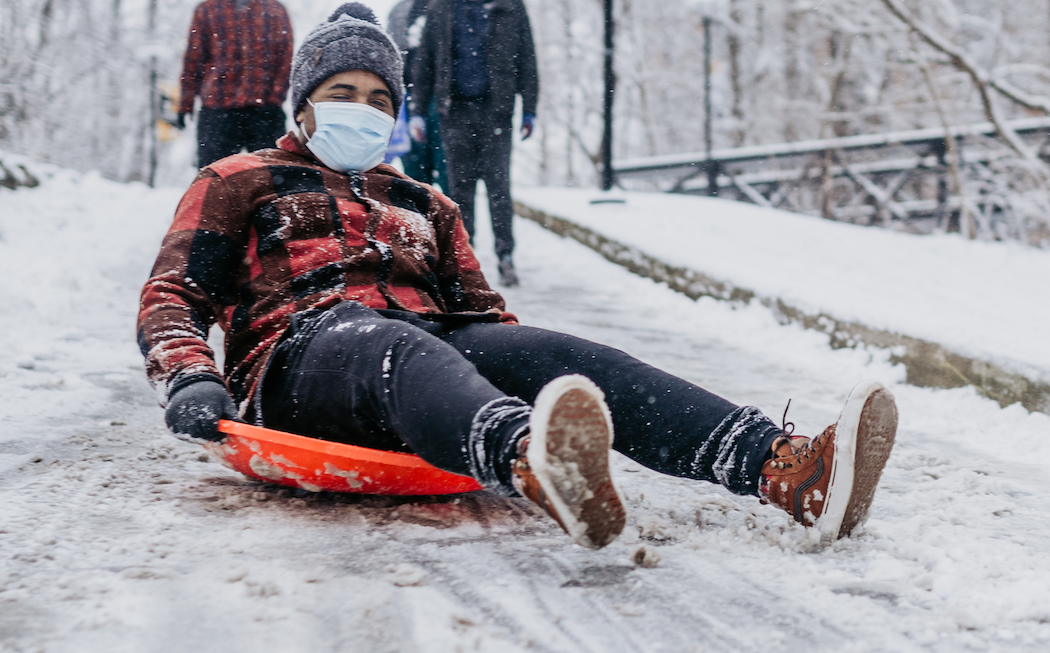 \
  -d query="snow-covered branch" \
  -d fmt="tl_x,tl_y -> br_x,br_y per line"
878,0 -> 1046,173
